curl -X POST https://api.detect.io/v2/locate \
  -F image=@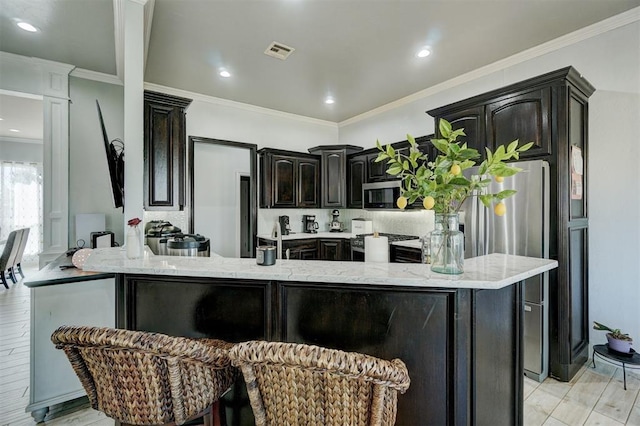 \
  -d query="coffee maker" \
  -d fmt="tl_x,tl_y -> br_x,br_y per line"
302,215 -> 319,233
278,215 -> 290,236
330,209 -> 343,232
